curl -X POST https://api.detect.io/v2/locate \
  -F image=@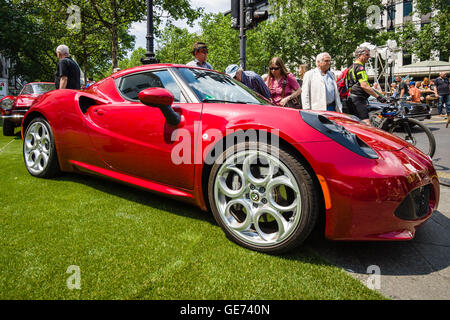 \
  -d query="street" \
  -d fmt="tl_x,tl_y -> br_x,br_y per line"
309,116 -> 450,300
427,118 -> 450,184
